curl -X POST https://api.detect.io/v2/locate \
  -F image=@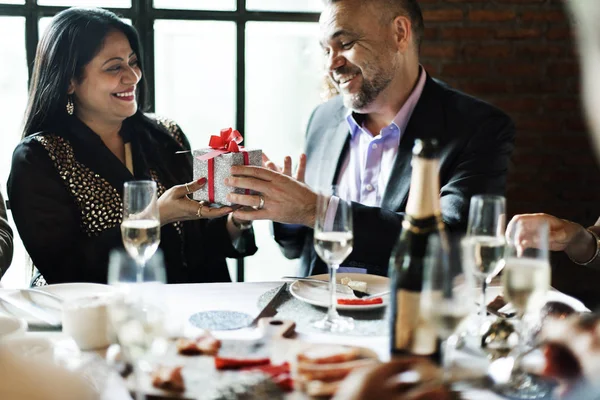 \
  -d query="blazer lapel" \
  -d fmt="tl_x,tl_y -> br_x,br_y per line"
381,75 -> 446,211
308,118 -> 350,191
